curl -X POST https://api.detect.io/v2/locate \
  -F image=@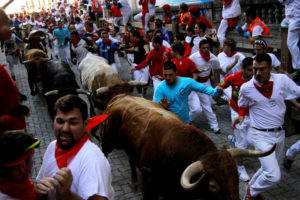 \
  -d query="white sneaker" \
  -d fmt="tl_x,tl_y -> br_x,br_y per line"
238,165 -> 250,182
227,135 -> 235,148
